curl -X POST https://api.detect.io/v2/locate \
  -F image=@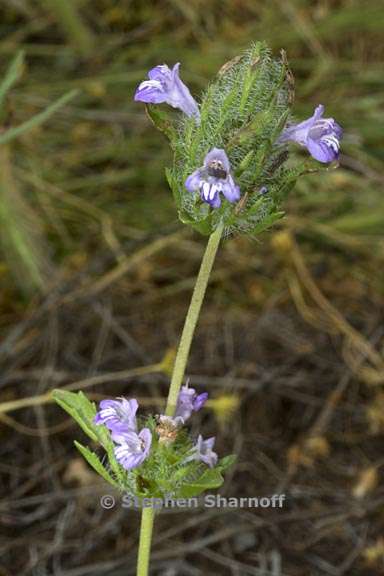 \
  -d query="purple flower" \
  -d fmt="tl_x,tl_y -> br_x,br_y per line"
189,435 -> 218,468
194,392 -> 209,411
134,63 -> 199,119
112,428 -> 152,470
279,104 -> 342,163
94,397 -> 138,433
185,148 -> 241,208
175,384 -> 208,422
